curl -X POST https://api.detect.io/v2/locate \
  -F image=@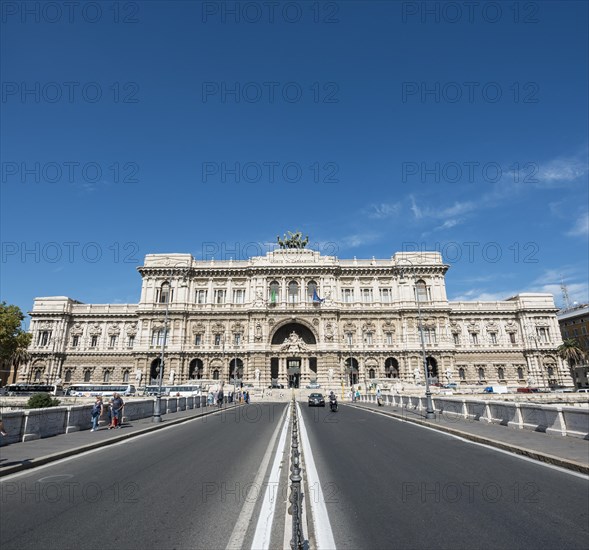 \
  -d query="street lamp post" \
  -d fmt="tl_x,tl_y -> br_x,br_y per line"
399,261 -> 435,419
153,281 -> 170,423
